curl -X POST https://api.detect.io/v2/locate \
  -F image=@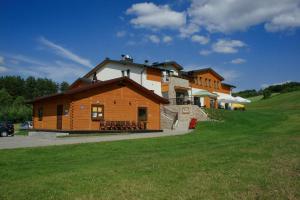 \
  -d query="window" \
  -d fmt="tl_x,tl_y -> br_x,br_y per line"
91,104 -> 104,121
127,69 -> 130,78
208,79 -> 211,87
217,81 -> 220,89
121,71 -> 125,77
38,107 -> 43,121
205,78 -> 208,87
214,81 -> 216,89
